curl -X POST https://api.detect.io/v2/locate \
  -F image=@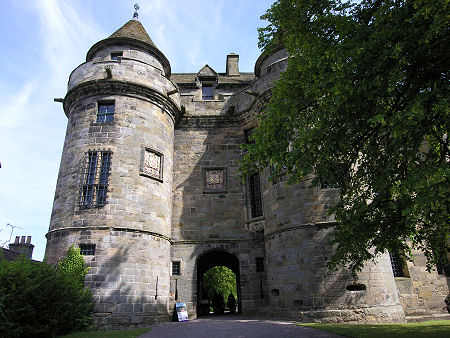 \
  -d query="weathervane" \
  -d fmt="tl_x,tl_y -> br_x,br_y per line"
133,3 -> 140,20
